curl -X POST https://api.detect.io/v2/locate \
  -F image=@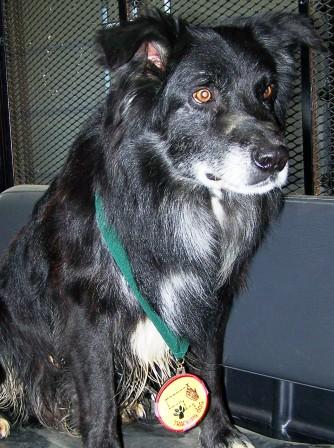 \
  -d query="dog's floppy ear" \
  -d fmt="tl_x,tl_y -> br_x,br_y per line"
242,13 -> 323,123
96,12 -> 183,72
249,13 -> 324,53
